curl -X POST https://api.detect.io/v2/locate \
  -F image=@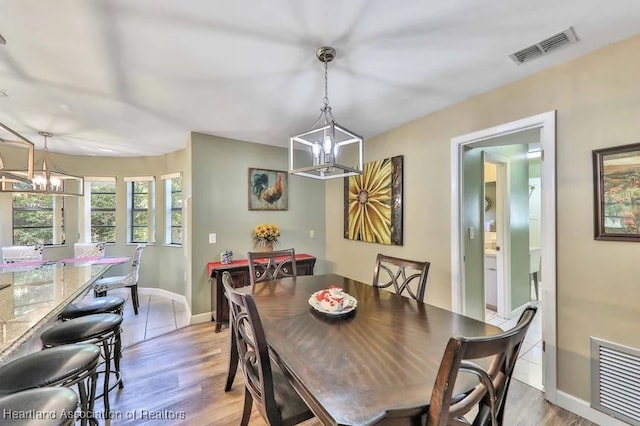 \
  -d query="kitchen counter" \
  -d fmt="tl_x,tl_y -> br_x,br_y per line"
0,262 -> 112,364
